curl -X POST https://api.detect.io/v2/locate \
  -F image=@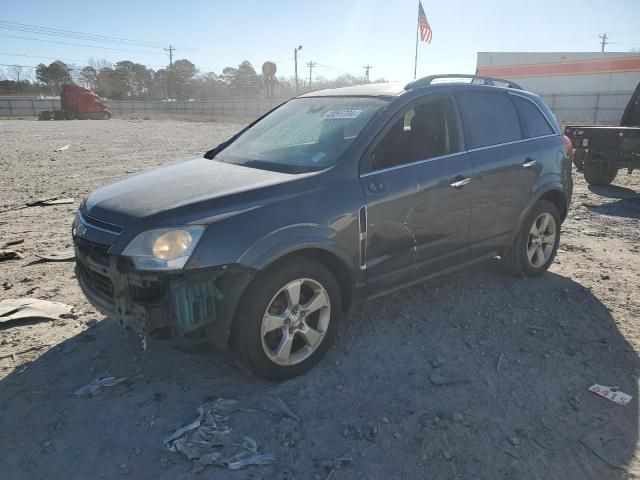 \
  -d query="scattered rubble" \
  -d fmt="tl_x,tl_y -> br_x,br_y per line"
164,398 -> 275,472
0,249 -> 24,261
73,376 -> 127,397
